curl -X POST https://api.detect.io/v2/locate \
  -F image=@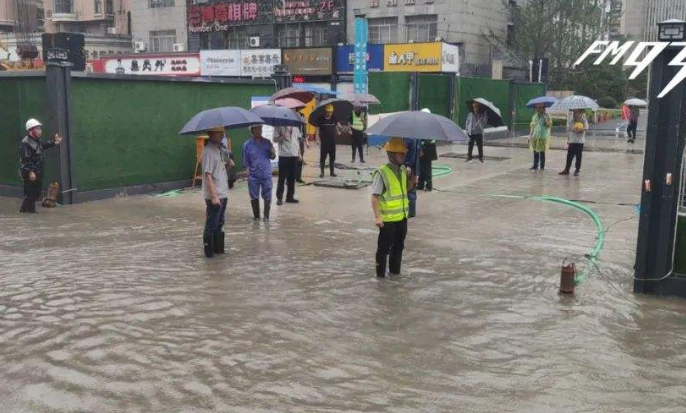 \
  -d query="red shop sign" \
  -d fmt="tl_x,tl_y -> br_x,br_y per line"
188,1 -> 258,31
